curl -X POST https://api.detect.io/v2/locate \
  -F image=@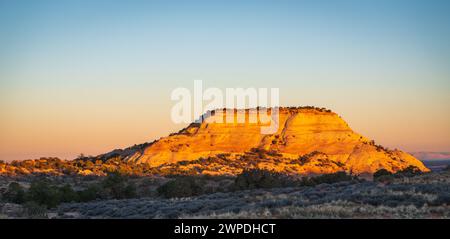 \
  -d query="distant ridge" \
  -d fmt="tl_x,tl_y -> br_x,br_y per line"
411,152 -> 450,161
